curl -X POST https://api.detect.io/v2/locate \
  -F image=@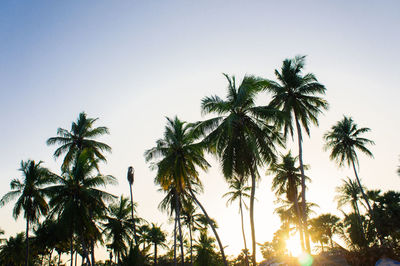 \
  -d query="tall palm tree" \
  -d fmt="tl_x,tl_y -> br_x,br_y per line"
147,223 -> 167,265
324,116 -> 374,215
268,151 -> 310,251
145,116 -> 228,266
0,160 -> 55,266
102,196 -> 134,263
47,112 -> 111,171
196,74 -> 284,263
265,55 -> 328,252
47,151 -> 116,266
223,176 -> 251,266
